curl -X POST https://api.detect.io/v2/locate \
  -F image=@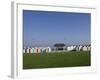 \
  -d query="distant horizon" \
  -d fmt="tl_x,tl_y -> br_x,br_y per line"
23,43 -> 91,48
23,10 -> 91,48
